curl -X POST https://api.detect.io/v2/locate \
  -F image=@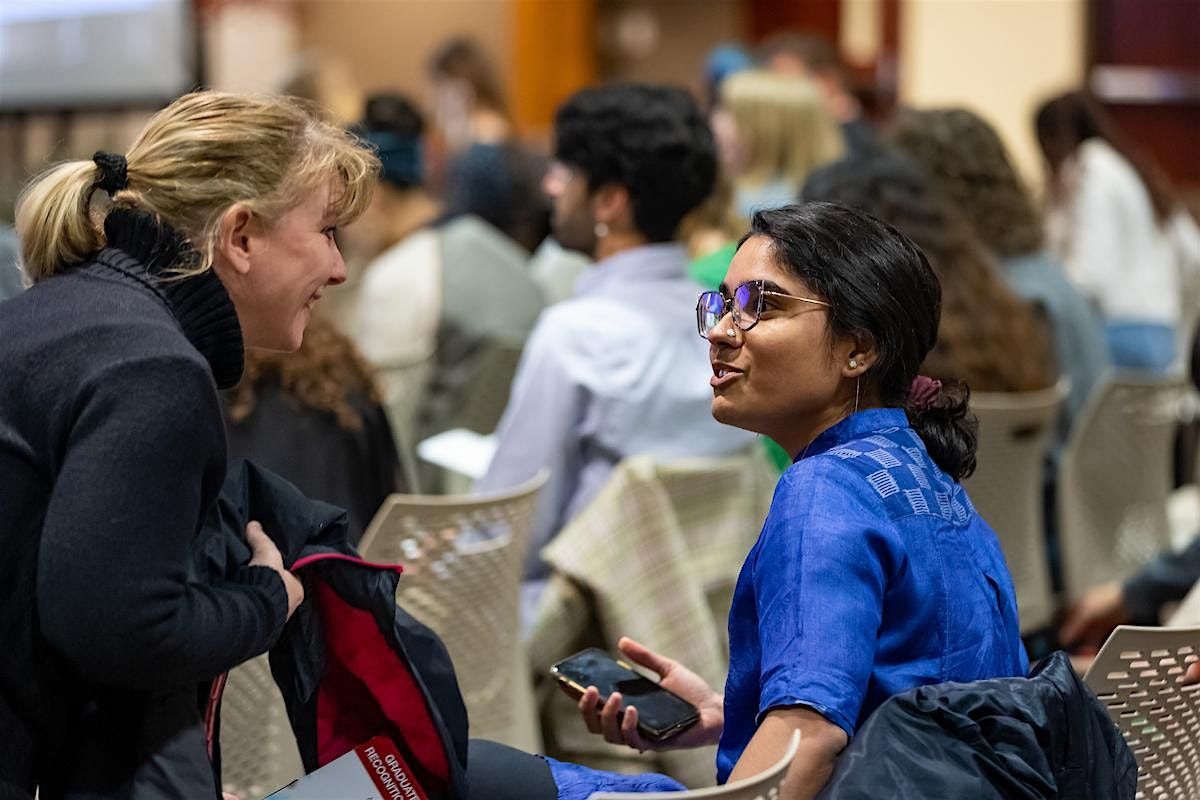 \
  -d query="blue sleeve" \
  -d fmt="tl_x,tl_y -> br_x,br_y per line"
753,461 -> 898,737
